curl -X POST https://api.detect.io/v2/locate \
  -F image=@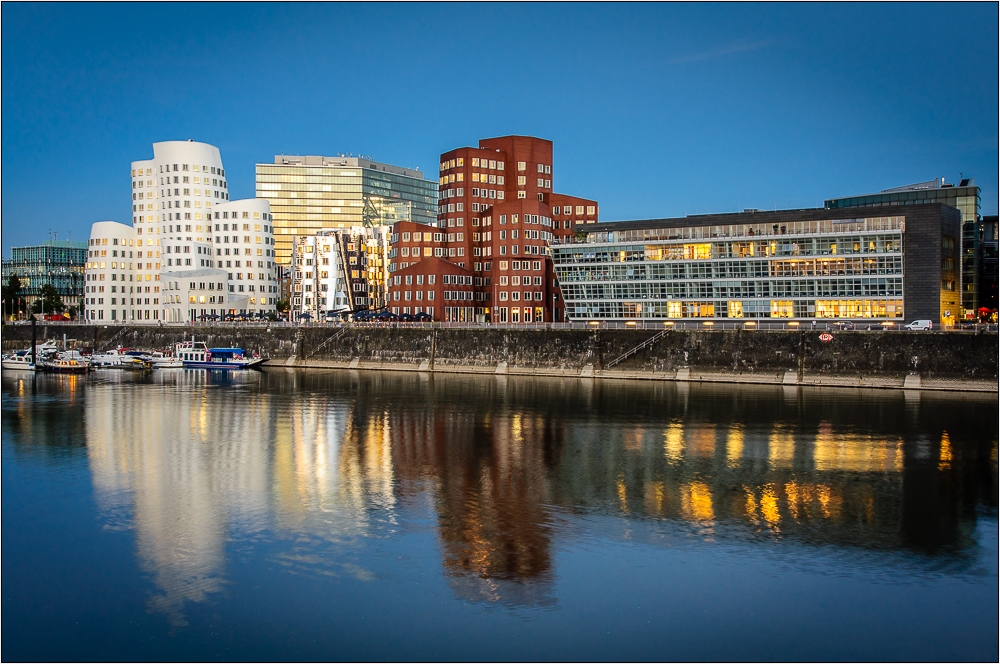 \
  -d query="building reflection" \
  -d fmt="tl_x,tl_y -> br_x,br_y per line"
84,370 -> 274,625
55,369 -> 997,618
